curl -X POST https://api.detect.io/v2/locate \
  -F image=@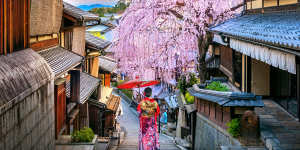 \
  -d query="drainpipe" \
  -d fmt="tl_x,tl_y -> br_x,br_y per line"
70,70 -> 81,103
